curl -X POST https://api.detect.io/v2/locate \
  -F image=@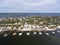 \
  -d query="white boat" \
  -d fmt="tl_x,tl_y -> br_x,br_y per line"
3,34 -> 8,37
26,32 -> 30,35
39,32 -> 42,35
52,32 -> 55,34
12,33 -> 17,36
33,32 -> 37,34
18,33 -> 22,36
57,31 -> 60,33
46,33 -> 49,36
